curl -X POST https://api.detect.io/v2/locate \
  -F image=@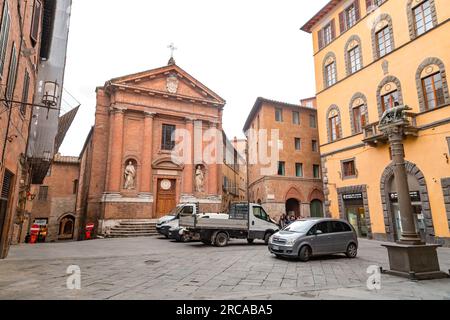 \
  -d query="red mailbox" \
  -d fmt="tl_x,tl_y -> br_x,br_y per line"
29,224 -> 40,244
85,223 -> 95,240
